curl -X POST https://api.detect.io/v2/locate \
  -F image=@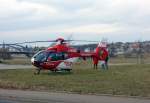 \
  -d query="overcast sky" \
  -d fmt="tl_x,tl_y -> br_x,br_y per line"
0,0 -> 150,44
